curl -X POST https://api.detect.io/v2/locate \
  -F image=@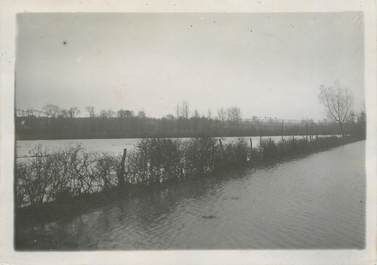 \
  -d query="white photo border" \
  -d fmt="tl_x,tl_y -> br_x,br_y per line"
0,1 -> 375,265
